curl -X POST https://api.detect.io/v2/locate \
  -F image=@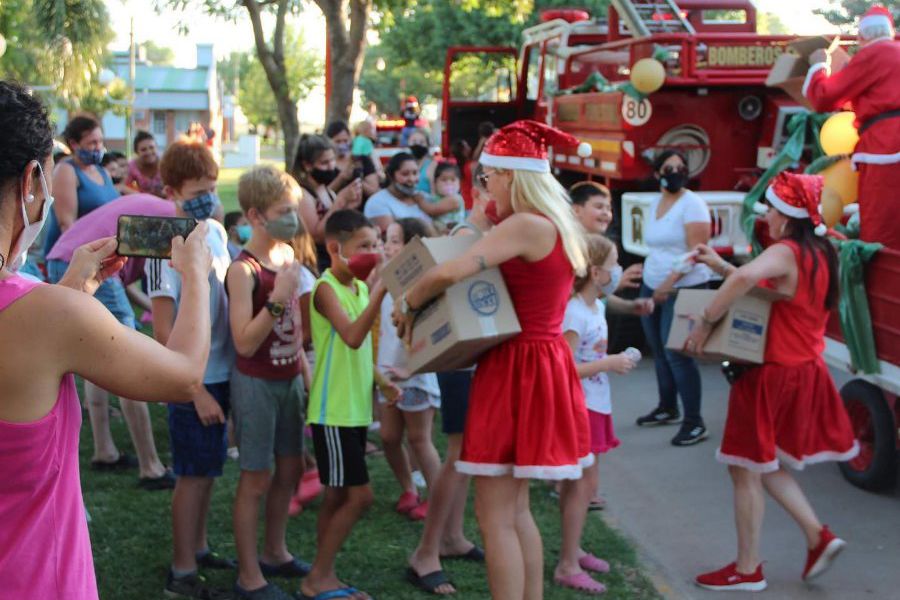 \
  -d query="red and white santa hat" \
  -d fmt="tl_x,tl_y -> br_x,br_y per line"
754,171 -> 827,236
480,119 -> 592,173
859,5 -> 895,40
